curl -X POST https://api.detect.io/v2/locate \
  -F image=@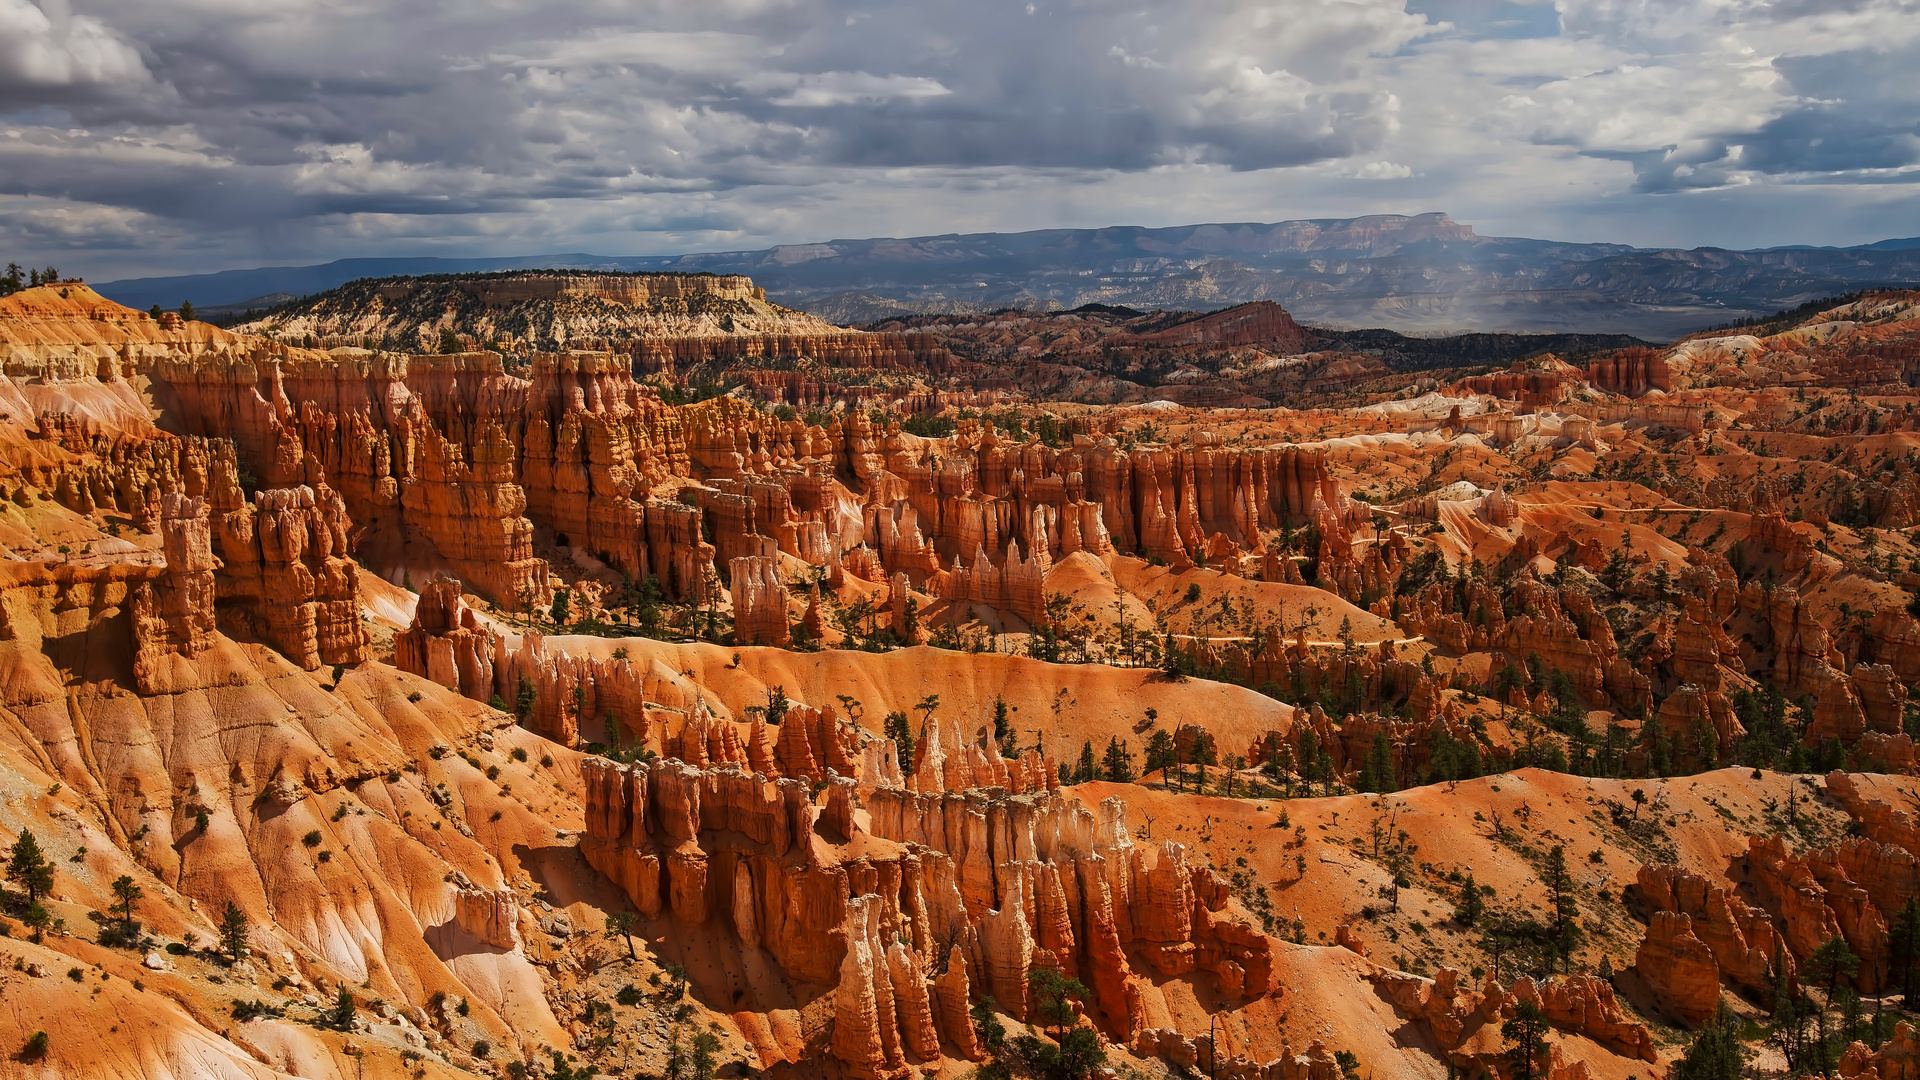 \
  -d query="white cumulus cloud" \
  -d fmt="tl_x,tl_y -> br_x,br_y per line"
1354,160 -> 1412,179
0,0 -> 149,96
